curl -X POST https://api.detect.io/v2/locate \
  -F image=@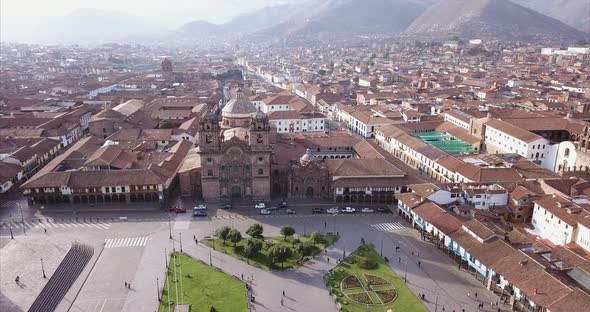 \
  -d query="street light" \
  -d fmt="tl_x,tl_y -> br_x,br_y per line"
41,258 -> 46,278
404,260 -> 408,283
168,213 -> 172,239
157,277 -> 161,301
165,248 -> 169,269
9,226 -> 14,239
179,232 -> 183,252
380,237 -> 384,257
